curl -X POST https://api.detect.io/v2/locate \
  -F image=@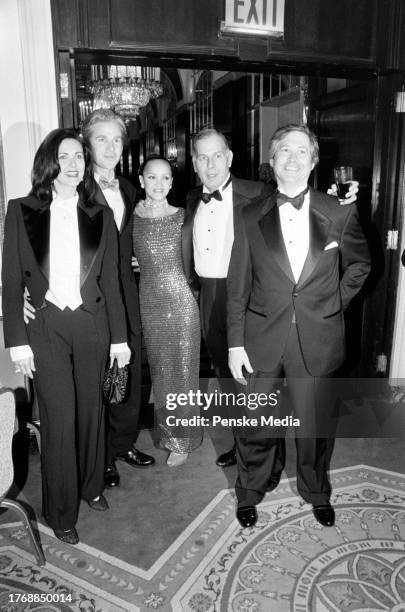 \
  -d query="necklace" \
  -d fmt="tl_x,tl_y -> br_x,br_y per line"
137,198 -> 169,218
144,197 -> 168,210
